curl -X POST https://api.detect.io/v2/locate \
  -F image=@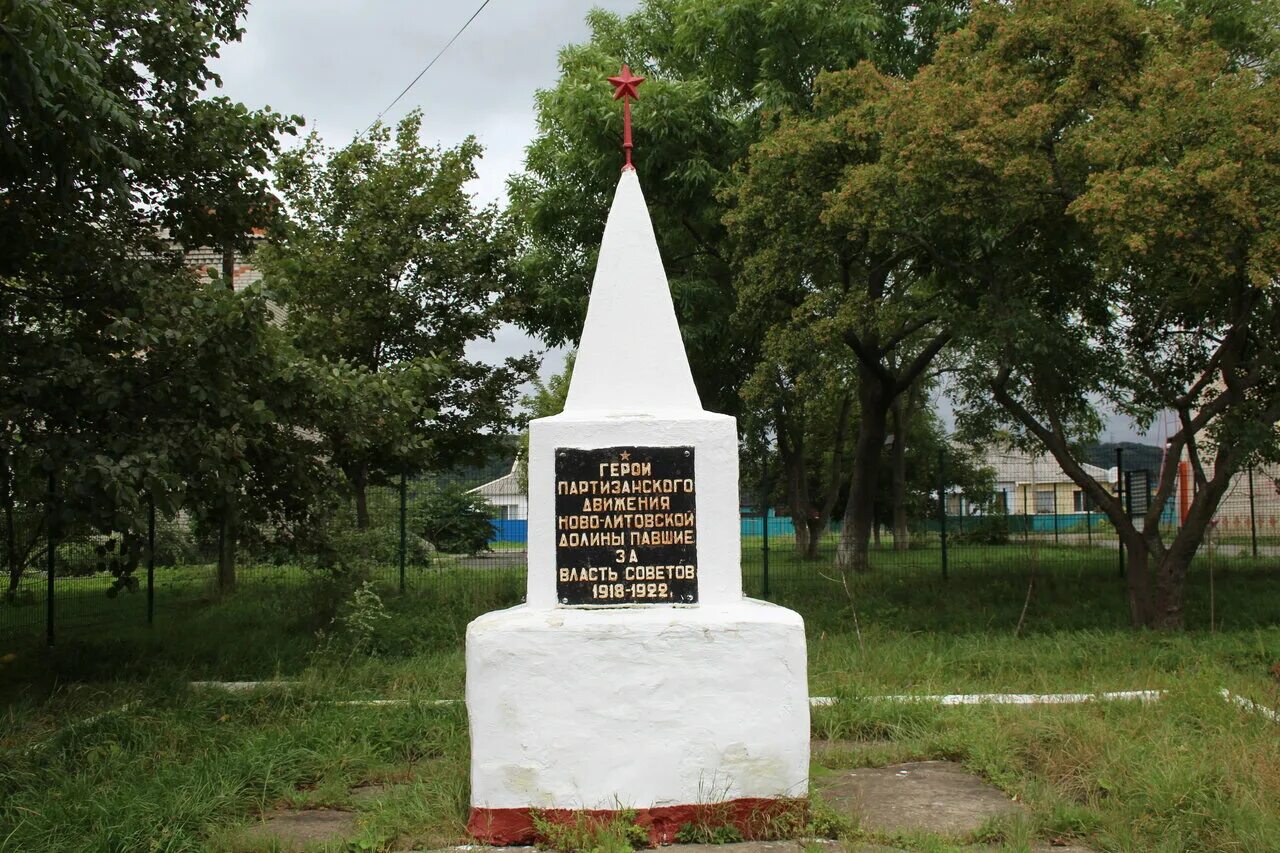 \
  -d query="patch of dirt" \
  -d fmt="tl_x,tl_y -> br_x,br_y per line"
660,844 -> 889,852
236,808 -> 356,850
817,760 -> 1022,837
350,780 -> 397,803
